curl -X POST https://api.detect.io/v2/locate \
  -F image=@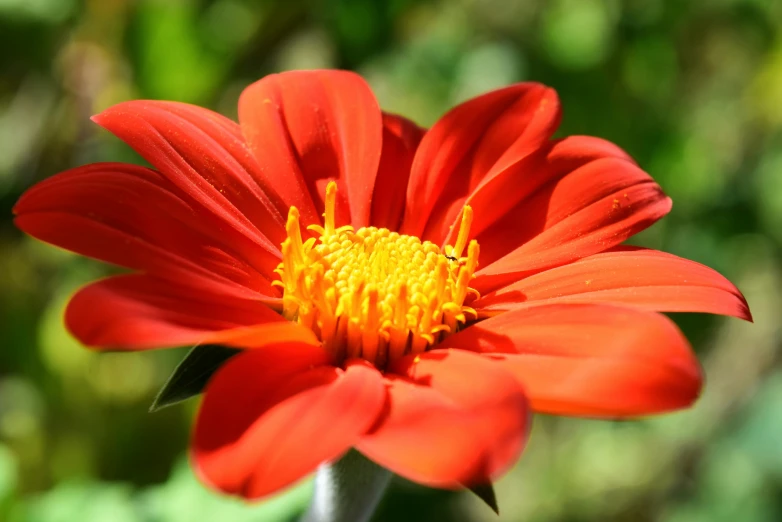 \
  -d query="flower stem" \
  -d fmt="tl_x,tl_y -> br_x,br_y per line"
299,450 -> 392,522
